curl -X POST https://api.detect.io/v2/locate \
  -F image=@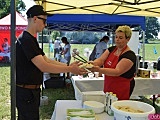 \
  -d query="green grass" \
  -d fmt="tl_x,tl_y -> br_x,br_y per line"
0,43 -> 160,119
43,43 -> 95,62
40,86 -> 75,119
0,64 -> 11,119
139,43 -> 160,61
43,43 -> 160,62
